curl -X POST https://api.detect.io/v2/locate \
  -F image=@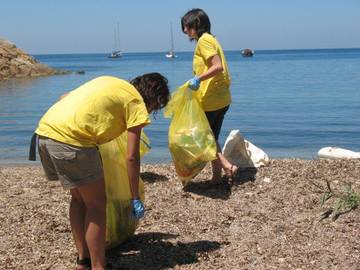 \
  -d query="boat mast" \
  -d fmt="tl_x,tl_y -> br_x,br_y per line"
170,22 -> 174,53
113,28 -> 117,52
116,22 -> 121,52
